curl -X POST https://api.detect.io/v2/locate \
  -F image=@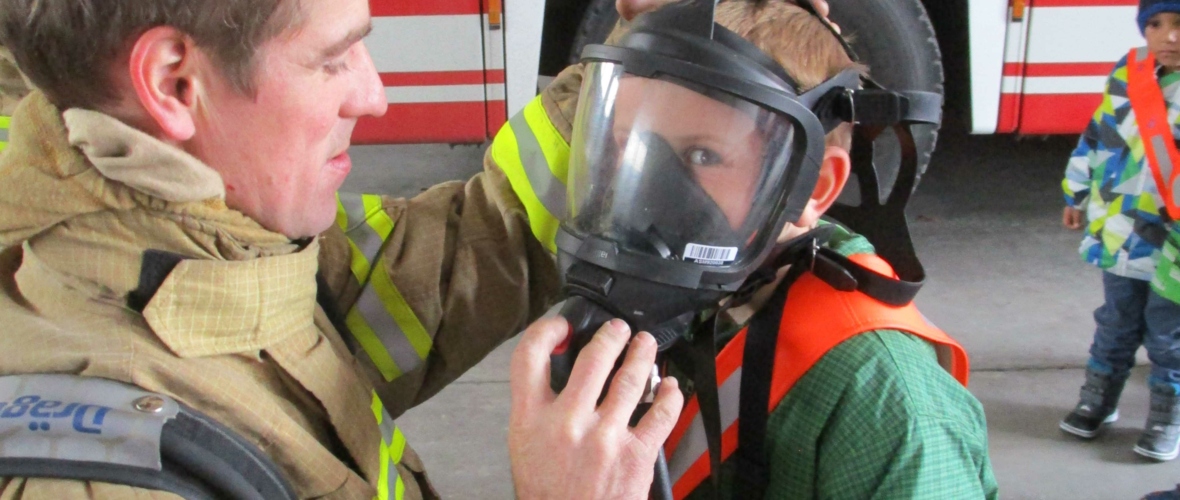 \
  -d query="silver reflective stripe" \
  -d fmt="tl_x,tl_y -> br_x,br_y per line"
355,285 -> 424,374
1153,135 -> 1175,183
667,367 -> 744,483
1172,175 -> 1180,211
0,126 -> 8,143
509,112 -> 567,219
338,193 -> 385,266
0,374 -> 180,469
1137,46 -> 1151,63
377,405 -> 396,446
